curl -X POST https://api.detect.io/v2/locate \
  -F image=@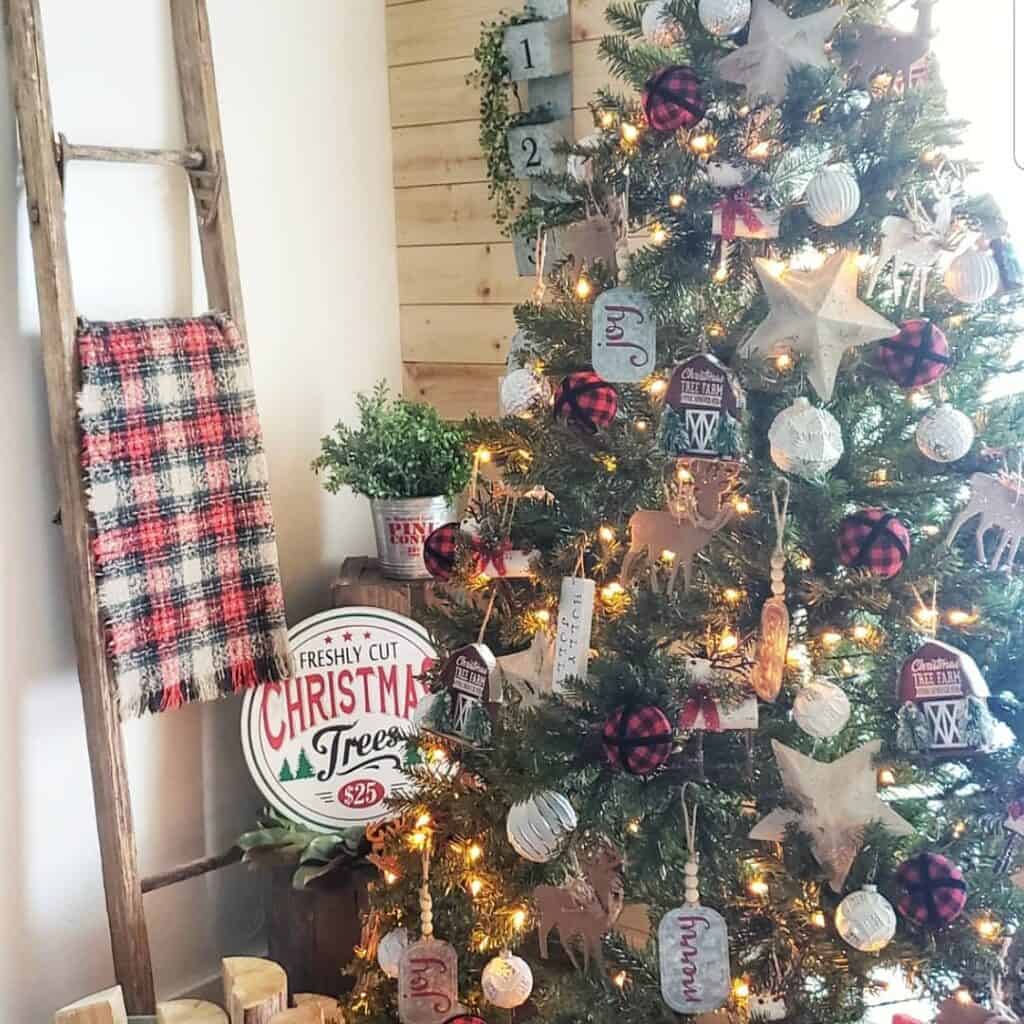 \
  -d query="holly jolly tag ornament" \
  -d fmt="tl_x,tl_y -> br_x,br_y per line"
750,481 -> 790,702
399,843 -> 462,1024
591,288 -> 656,383
659,786 -> 731,1014
552,575 -> 596,694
